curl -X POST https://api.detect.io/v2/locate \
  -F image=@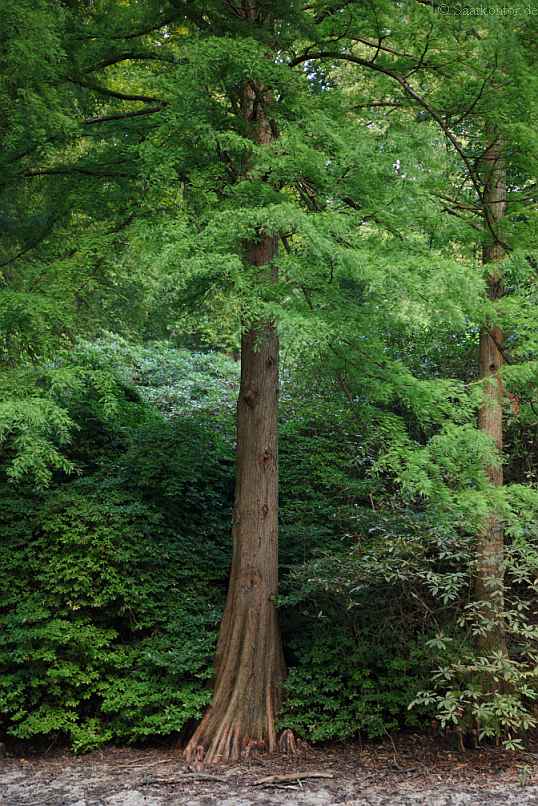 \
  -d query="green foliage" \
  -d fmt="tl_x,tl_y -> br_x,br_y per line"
0,345 -> 234,751
280,627 -> 432,742
411,642 -> 538,752
73,336 -> 239,418
2,0 -> 538,757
